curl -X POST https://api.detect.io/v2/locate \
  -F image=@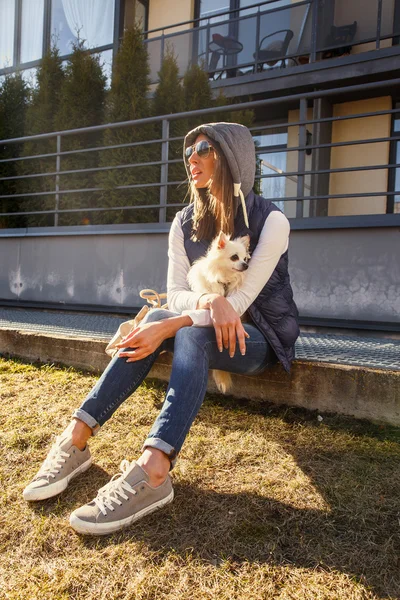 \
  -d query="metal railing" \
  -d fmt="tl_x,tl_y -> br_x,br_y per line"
143,0 -> 399,83
1,76 -> 400,235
